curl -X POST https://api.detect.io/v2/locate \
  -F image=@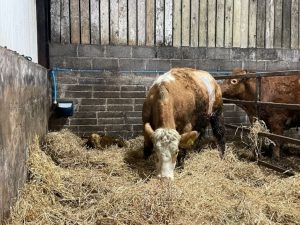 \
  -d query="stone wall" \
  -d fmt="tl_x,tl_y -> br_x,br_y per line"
0,47 -> 50,223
